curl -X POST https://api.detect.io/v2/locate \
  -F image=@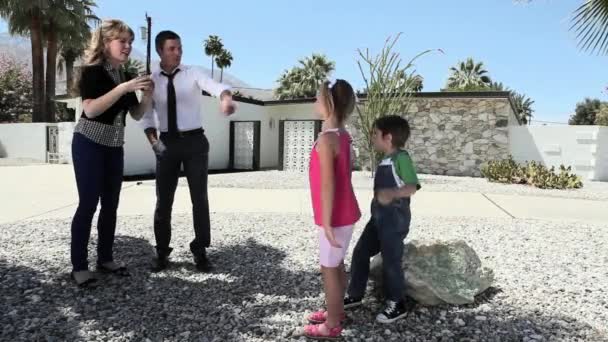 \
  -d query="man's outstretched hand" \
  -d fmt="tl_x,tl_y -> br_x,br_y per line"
220,91 -> 236,115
